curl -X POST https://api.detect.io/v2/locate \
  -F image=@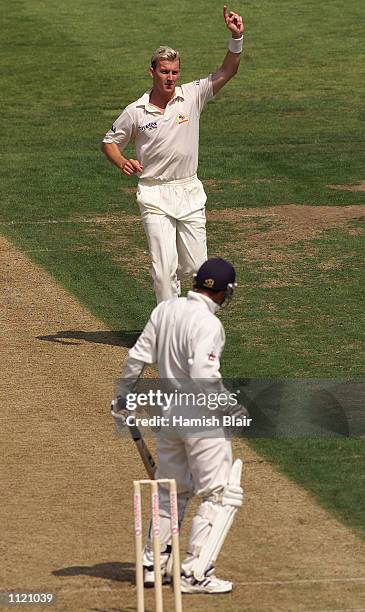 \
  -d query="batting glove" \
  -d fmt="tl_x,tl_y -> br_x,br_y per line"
228,403 -> 250,419
111,396 -> 129,432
